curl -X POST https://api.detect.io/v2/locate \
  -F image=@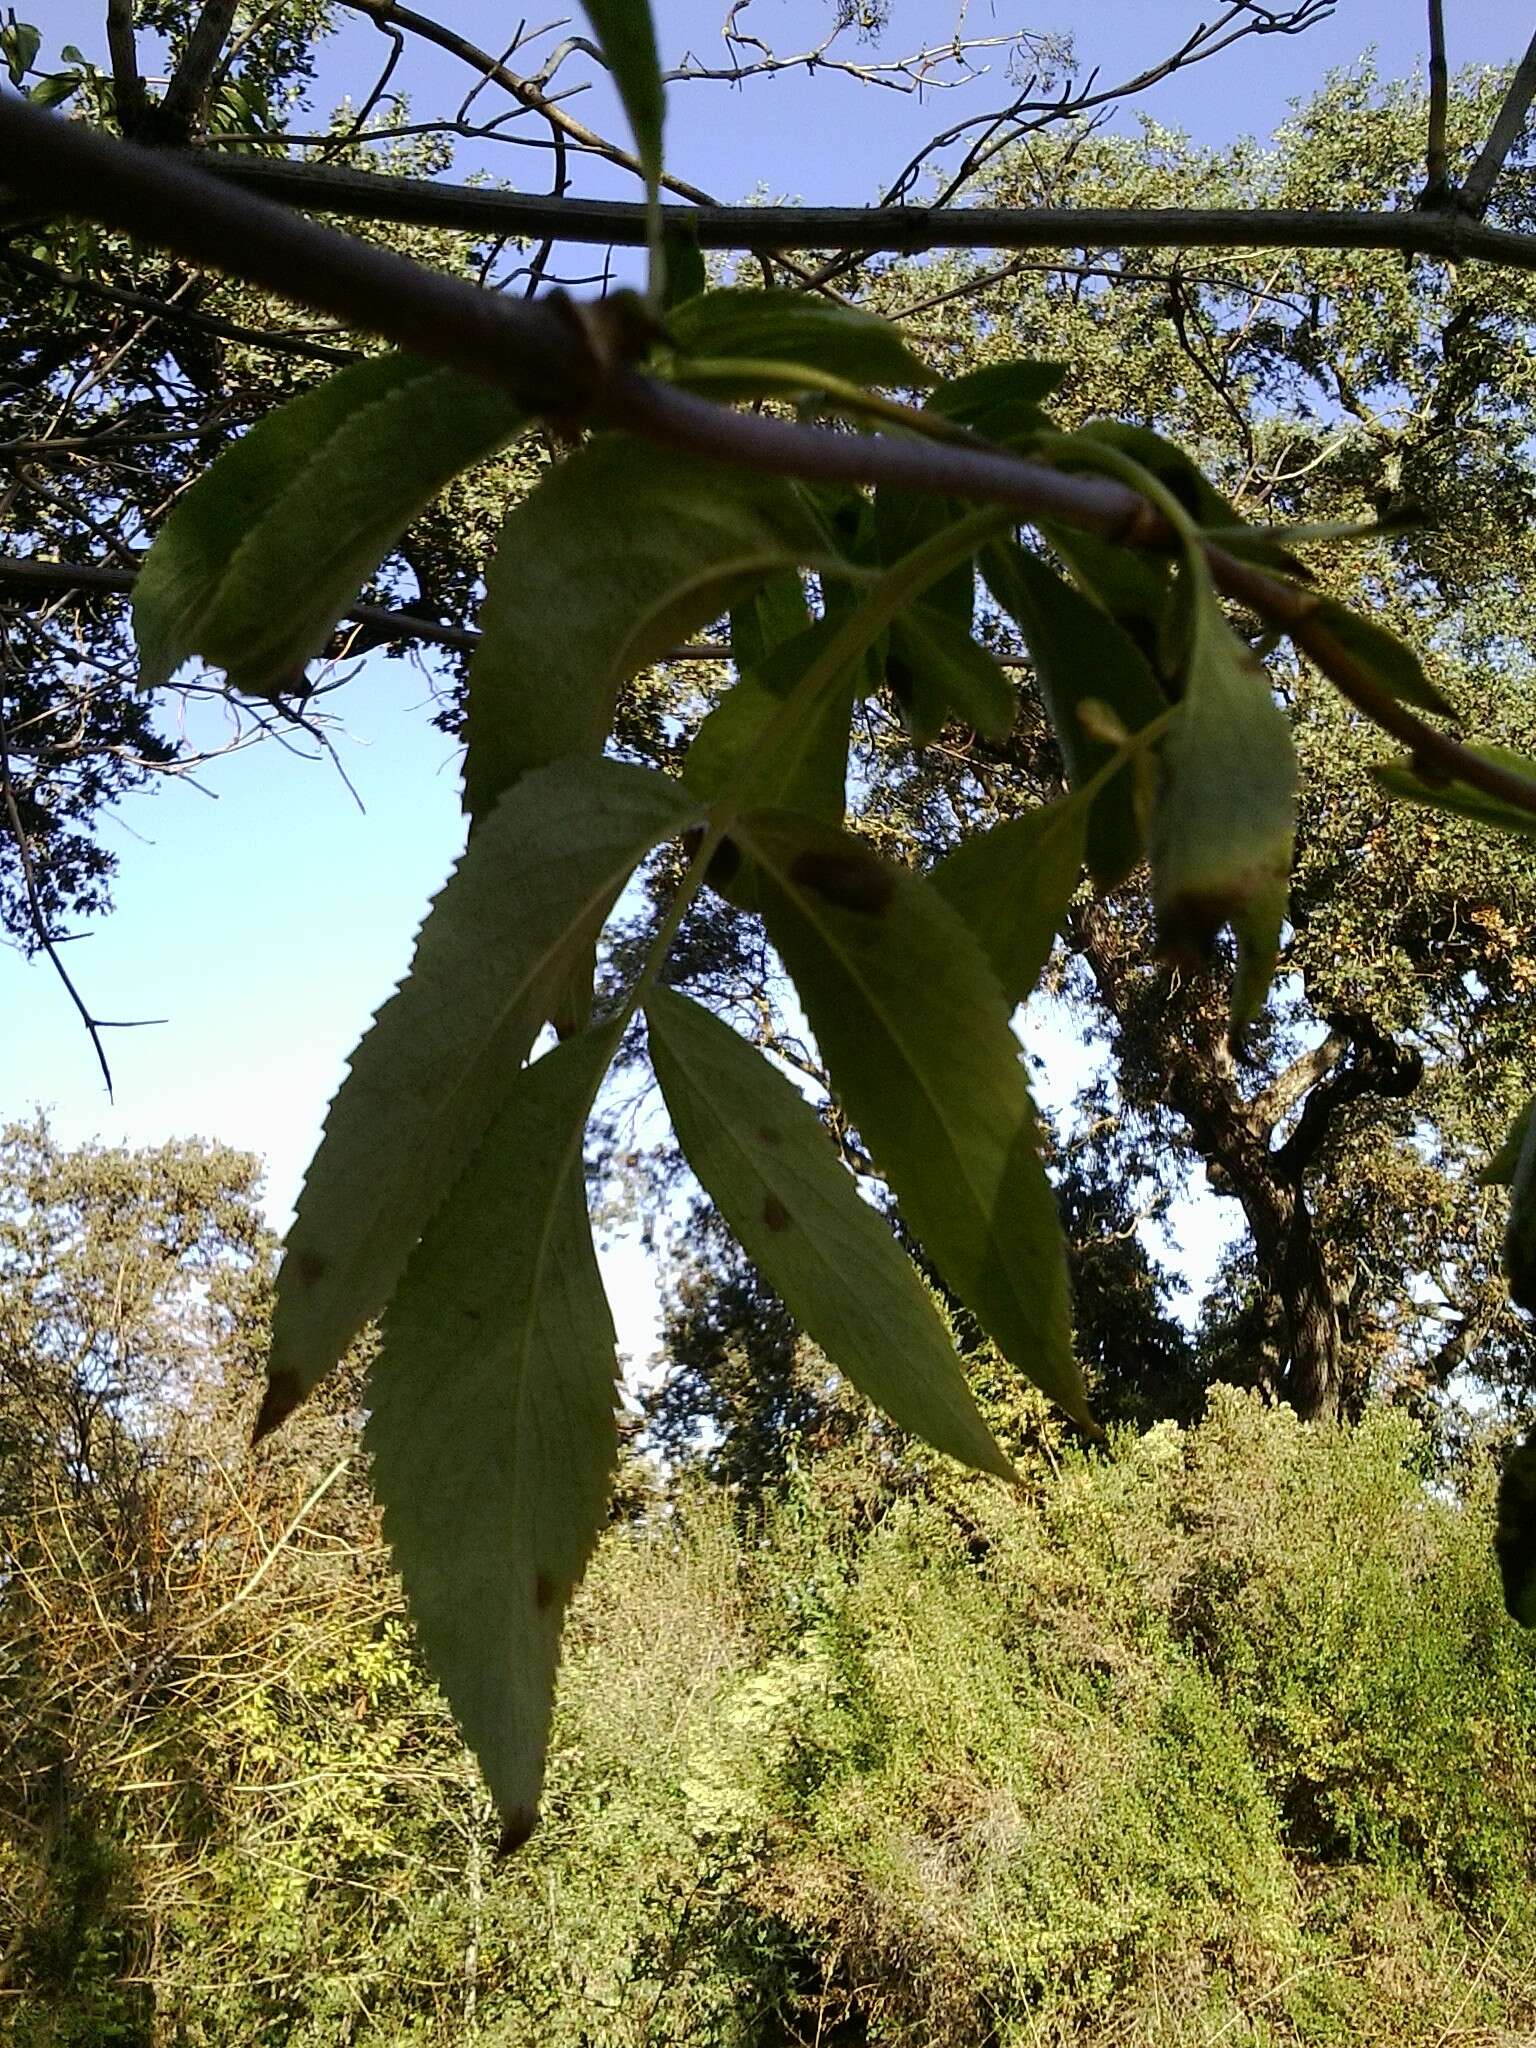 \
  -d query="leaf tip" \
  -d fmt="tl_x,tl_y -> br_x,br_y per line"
497,1804 -> 541,1857
252,1369 -> 303,1444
